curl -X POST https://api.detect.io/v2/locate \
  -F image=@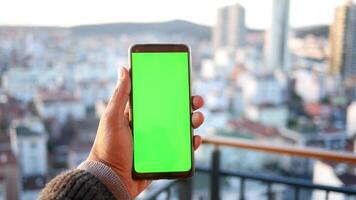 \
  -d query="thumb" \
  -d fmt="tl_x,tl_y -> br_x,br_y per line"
105,67 -> 131,120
